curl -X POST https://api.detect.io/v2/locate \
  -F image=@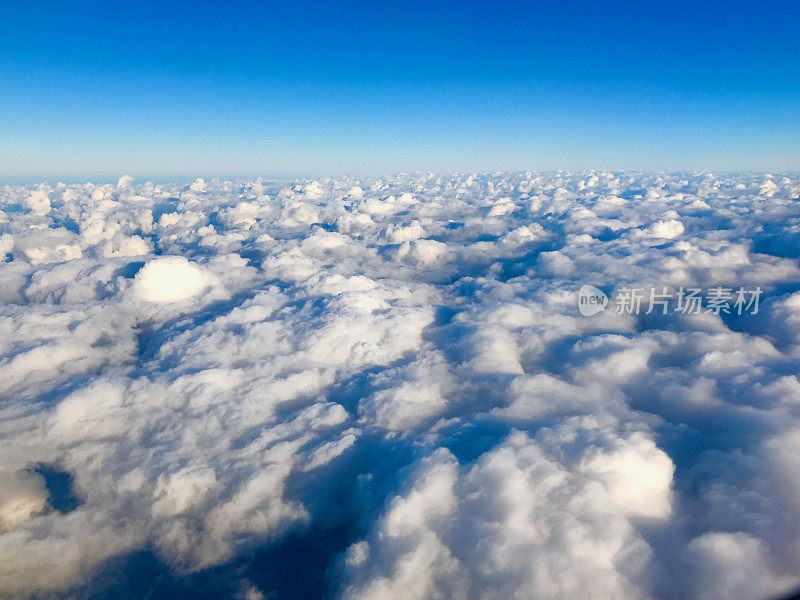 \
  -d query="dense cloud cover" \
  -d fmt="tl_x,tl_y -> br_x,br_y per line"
1,172 -> 800,599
